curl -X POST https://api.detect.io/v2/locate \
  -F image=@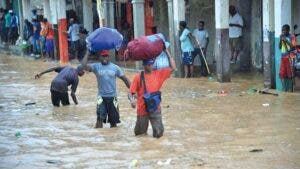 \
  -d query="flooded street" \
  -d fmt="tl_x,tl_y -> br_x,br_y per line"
0,54 -> 299,169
